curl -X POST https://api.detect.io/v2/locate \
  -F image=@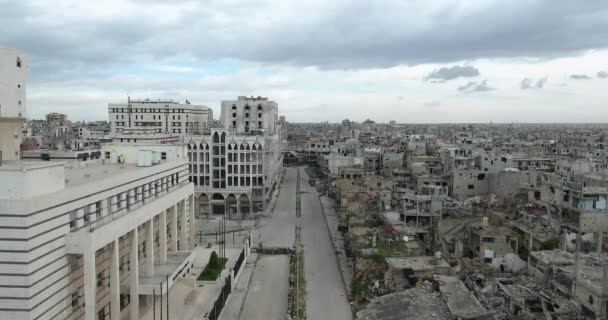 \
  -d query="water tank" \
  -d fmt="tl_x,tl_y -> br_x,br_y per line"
110,151 -> 118,164
151,151 -> 161,164
167,150 -> 177,161
137,150 -> 153,167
